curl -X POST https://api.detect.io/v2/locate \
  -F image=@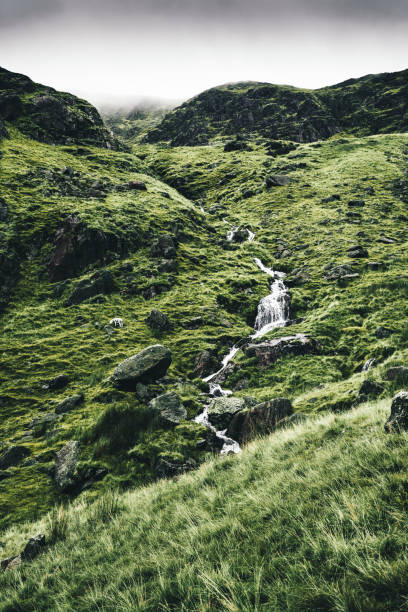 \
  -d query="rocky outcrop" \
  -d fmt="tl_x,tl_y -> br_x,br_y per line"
193,350 -> 218,378
47,215 -> 138,282
55,394 -> 84,415
65,270 -> 117,305
155,457 -> 196,478
227,398 -> 294,444
245,335 -> 320,369
1,534 -> 45,572
149,392 -> 187,425
46,374 -> 70,391
385,392 -> 408,433
145,309 -> 172,333
0,446 -> 30,470
385,366 -> 408,382
207,396 -> 257,429
111,345 -> 172,390
150,235 -> 177,259
53,441 -> 80,492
